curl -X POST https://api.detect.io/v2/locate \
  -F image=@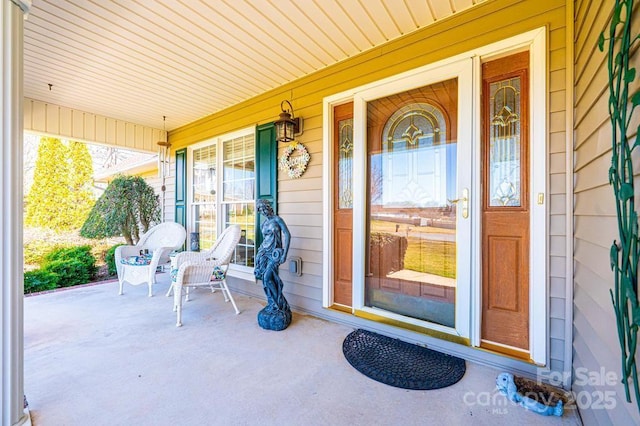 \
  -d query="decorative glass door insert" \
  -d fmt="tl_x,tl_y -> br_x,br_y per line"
488,78 -> 522,207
